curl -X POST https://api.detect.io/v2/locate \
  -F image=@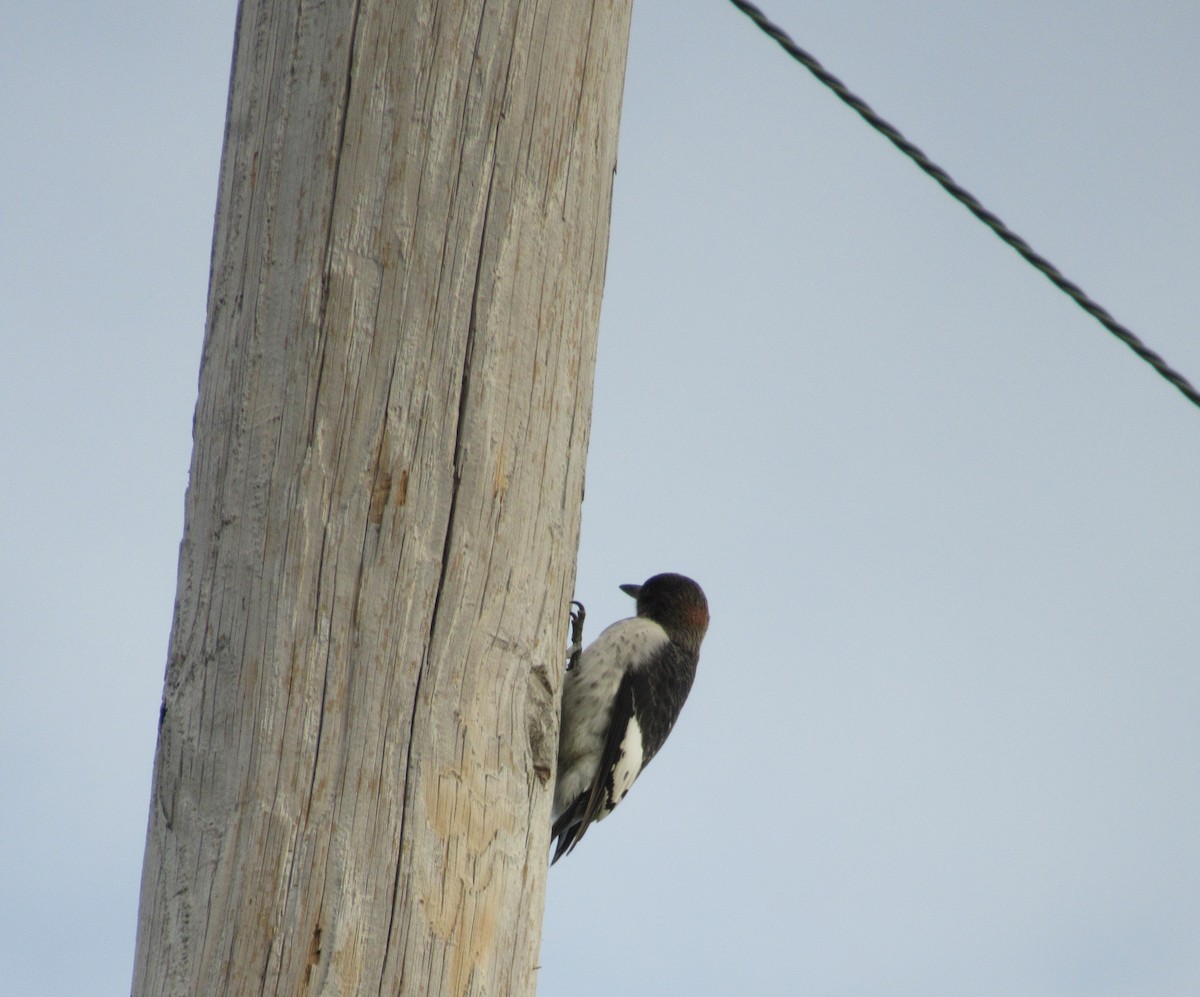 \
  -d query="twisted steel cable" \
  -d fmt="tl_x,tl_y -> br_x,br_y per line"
728,0 -> 1200,411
